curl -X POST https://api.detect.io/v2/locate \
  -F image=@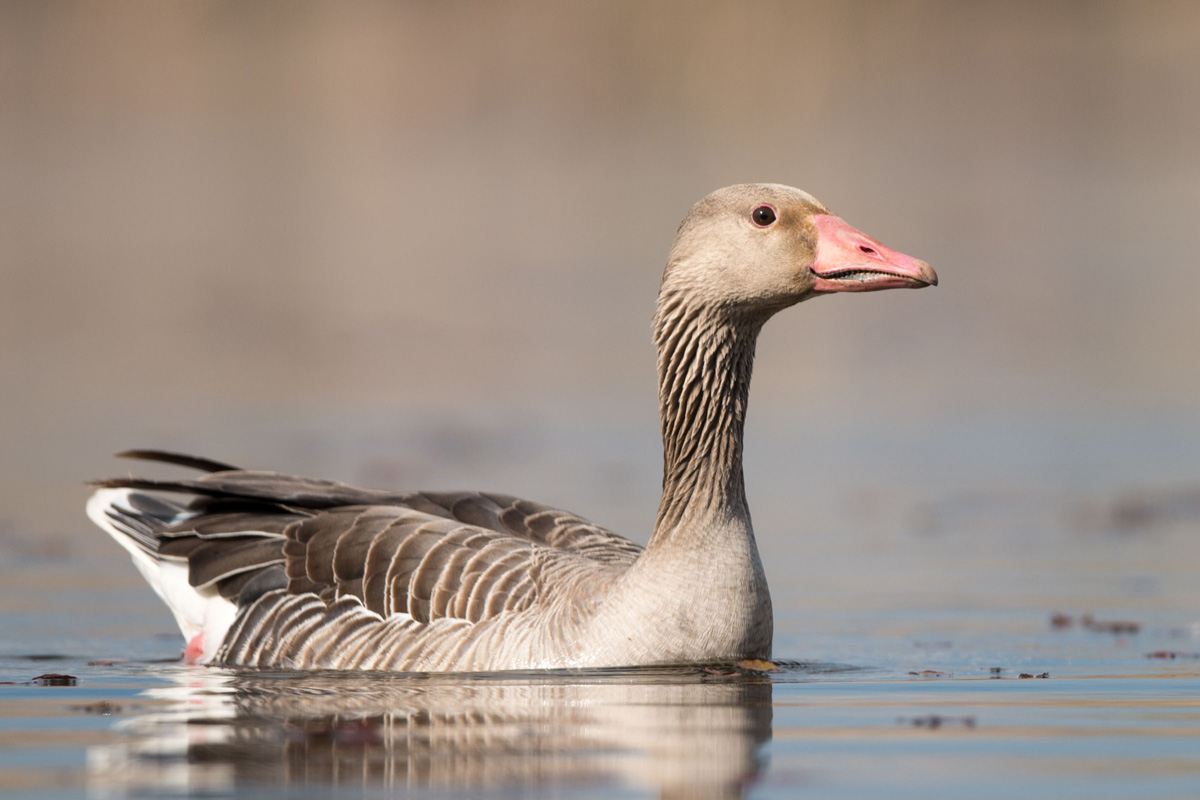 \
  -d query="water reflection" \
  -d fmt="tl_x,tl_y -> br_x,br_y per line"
89,665 -> 780,798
